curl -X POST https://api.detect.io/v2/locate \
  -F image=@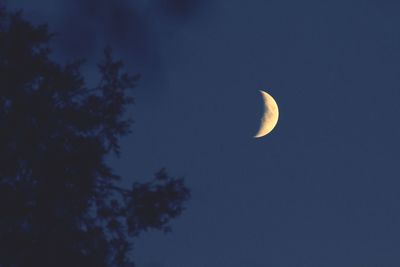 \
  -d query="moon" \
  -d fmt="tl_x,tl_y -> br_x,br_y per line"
254,90 -> 279,138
